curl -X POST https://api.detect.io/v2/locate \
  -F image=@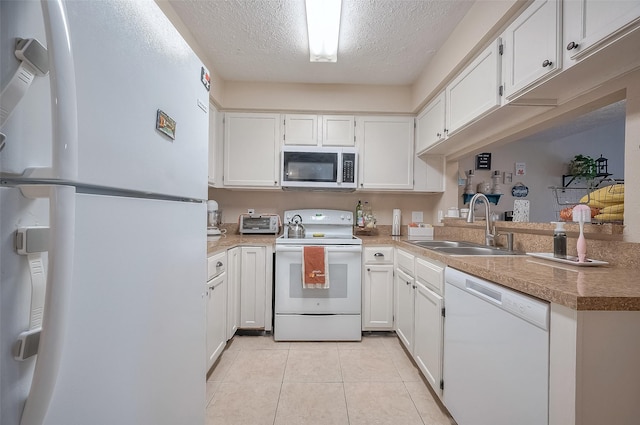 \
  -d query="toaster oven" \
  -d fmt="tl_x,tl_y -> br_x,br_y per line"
239,214 -> 280,234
